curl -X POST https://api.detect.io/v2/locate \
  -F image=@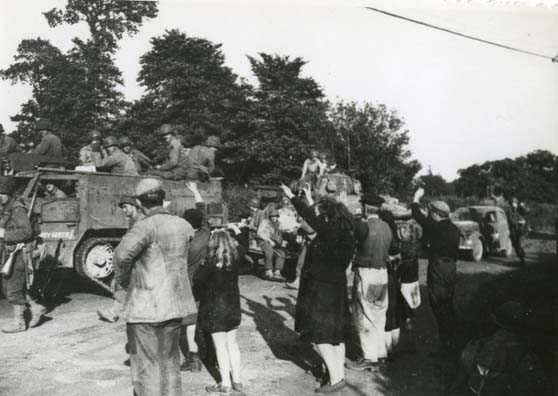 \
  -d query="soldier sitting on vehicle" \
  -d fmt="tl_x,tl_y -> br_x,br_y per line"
185,135 -> 220,182
32,118 -> 64,159
0,124 -> 20,176
79,129 -> 107,170
92,136 -> 138,176
300,149 -> 324,190
147,124 -> 189,180
120,136 -> 153,174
